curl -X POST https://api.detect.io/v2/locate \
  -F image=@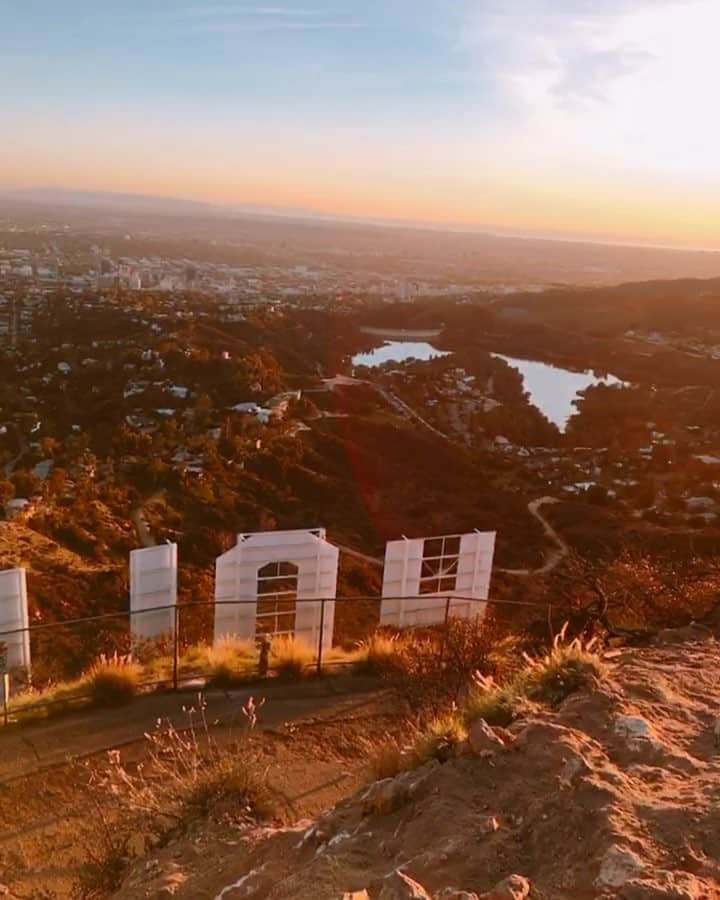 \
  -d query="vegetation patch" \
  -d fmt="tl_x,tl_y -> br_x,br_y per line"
87,654 -> 142,706
75,696 -> 272,898
371,622 -> 607,776
463,674 -> 523,728
353,633 -> 399,676
412,712 -> 467,764
520,626 -> 606,706
270,636 -> 314,680
198,638 -> 258,688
